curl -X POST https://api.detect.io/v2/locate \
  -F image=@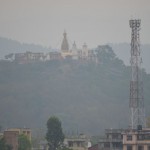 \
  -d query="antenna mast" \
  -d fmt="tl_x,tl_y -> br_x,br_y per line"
129,19 -> 146,129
